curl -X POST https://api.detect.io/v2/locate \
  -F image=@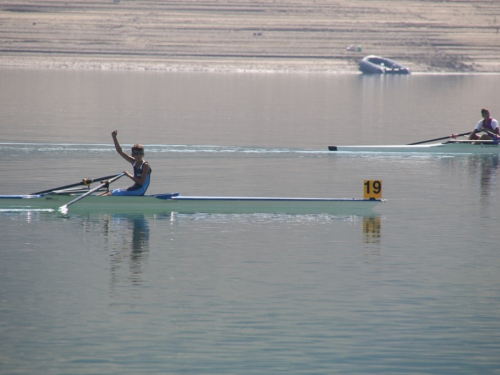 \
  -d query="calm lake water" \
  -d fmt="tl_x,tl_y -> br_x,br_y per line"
1,68 -> 499,374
